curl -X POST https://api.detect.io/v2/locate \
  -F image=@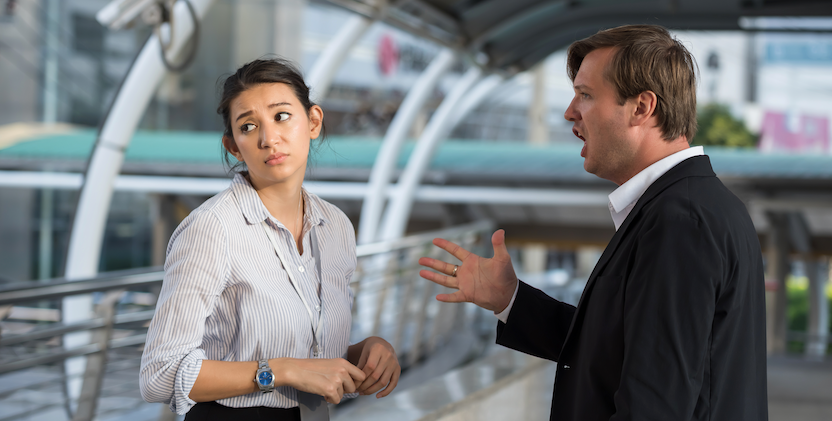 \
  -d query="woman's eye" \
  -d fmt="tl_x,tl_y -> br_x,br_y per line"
240,123 -> 256,133
276,112 -> 290,122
